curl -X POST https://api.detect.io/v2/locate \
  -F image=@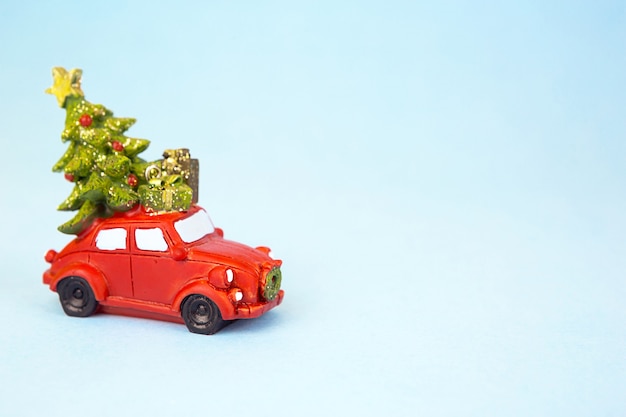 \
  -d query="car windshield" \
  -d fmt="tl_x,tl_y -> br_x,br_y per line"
174,209 -> 215,243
